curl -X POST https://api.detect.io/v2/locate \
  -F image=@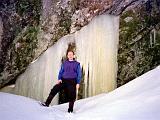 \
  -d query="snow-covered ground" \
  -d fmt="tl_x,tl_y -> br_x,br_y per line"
0,66 -> 160,120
